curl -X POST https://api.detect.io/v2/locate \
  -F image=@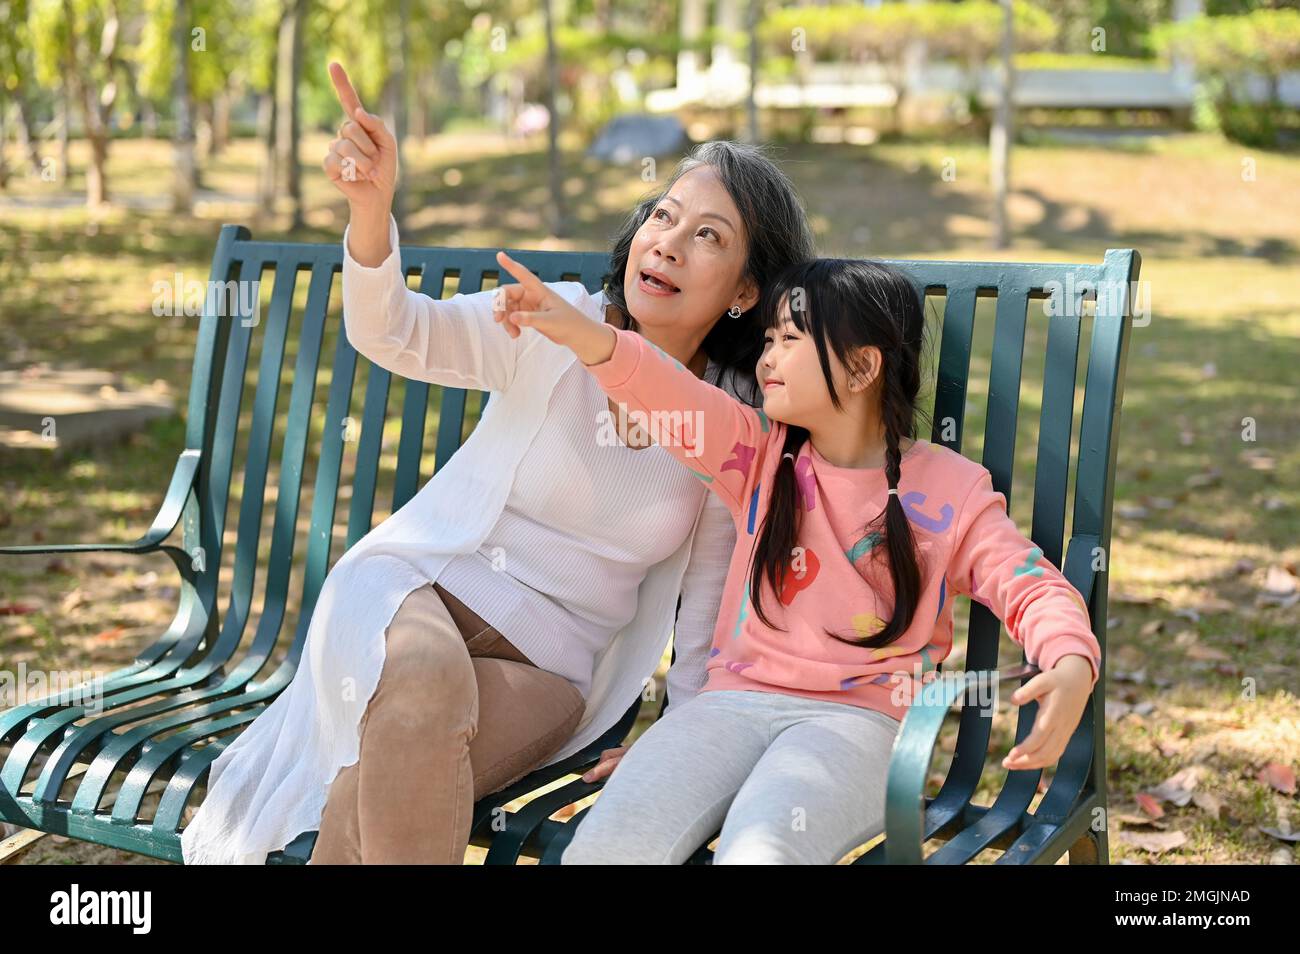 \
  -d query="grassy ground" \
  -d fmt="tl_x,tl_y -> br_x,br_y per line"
1,125 -> 1297,865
